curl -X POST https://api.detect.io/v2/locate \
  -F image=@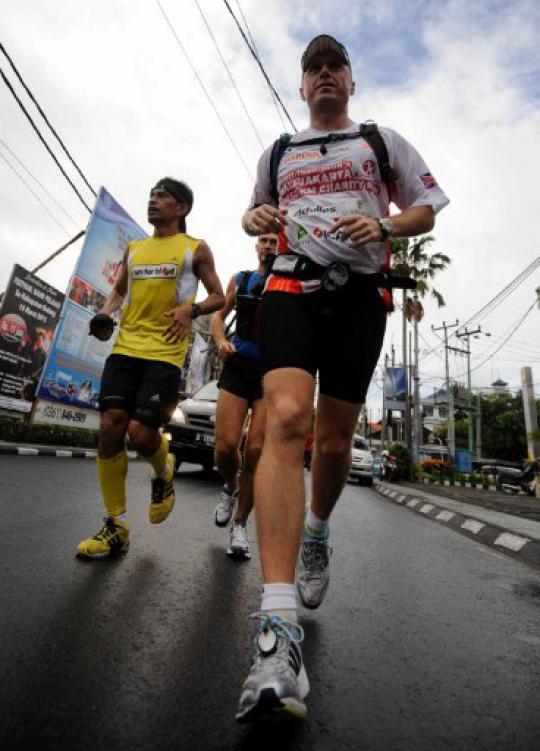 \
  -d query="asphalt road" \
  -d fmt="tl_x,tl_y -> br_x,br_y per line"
1,456 -> 539,751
